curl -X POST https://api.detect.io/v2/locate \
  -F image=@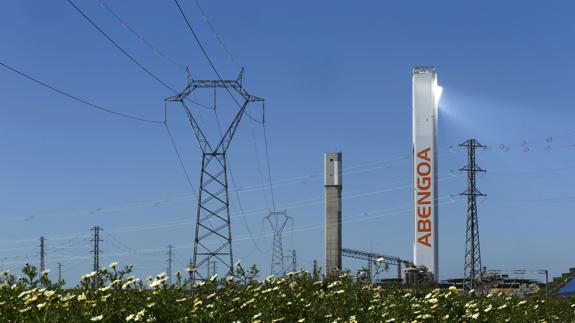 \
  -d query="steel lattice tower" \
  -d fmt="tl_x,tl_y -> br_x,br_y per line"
289,249 -> 297,273
265,210 -> 290,276
166,70 -> 263,281
57,263 -> 62,283
39,236 -> 45,273
91,226 -> 102,272
166,245 -> 174,285
459,139 -> 486,291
